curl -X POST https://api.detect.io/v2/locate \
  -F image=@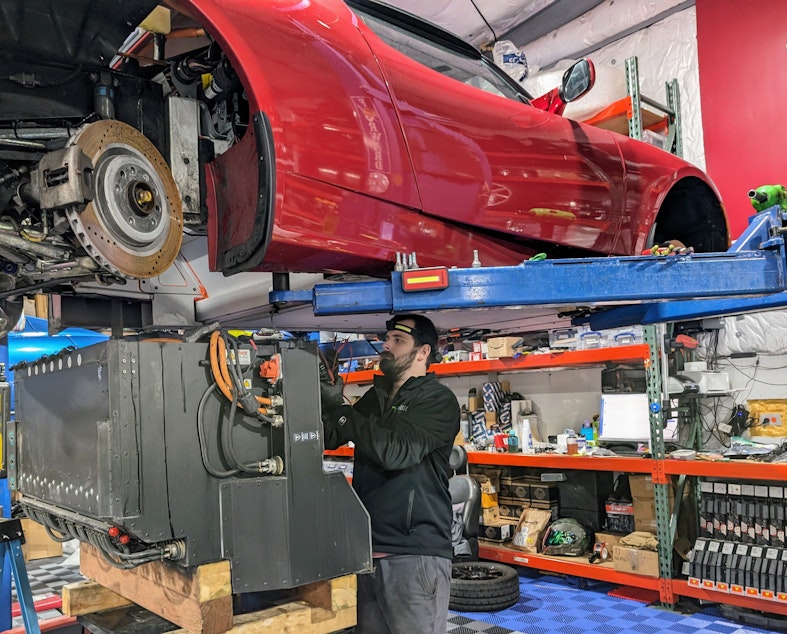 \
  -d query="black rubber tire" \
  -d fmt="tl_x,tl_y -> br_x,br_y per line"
449,562 -> 520,612
651,178 -> 728,253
